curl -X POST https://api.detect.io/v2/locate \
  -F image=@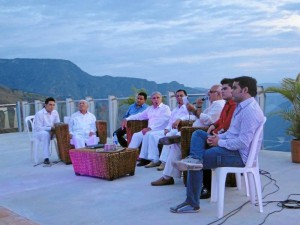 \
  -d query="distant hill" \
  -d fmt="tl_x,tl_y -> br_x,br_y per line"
0,58 -> 205,100
0,84 -> 46,104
